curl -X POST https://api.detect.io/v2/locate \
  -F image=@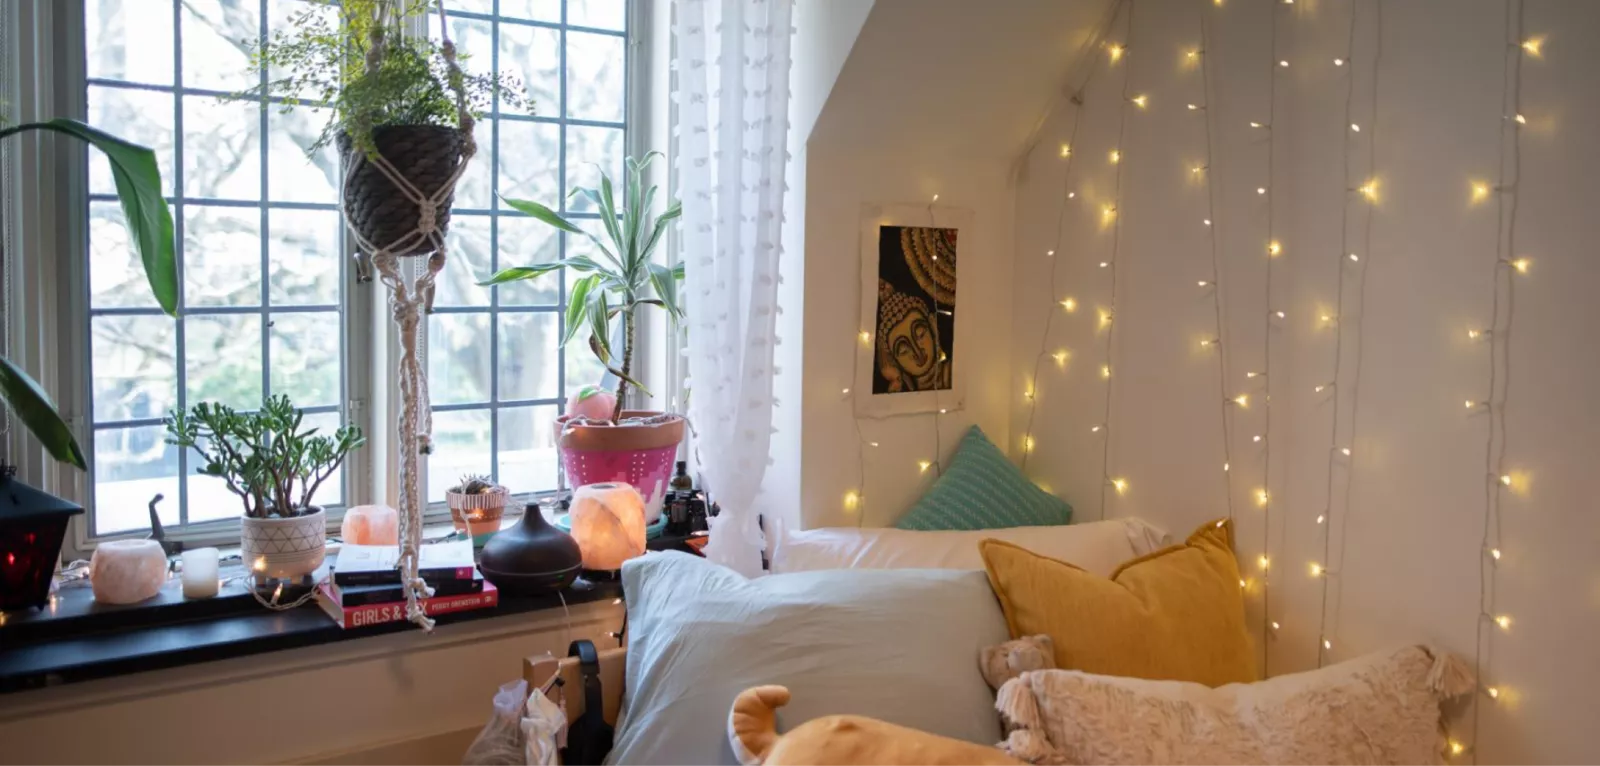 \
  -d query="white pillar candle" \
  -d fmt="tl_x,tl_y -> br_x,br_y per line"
181,547 -> 220,599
